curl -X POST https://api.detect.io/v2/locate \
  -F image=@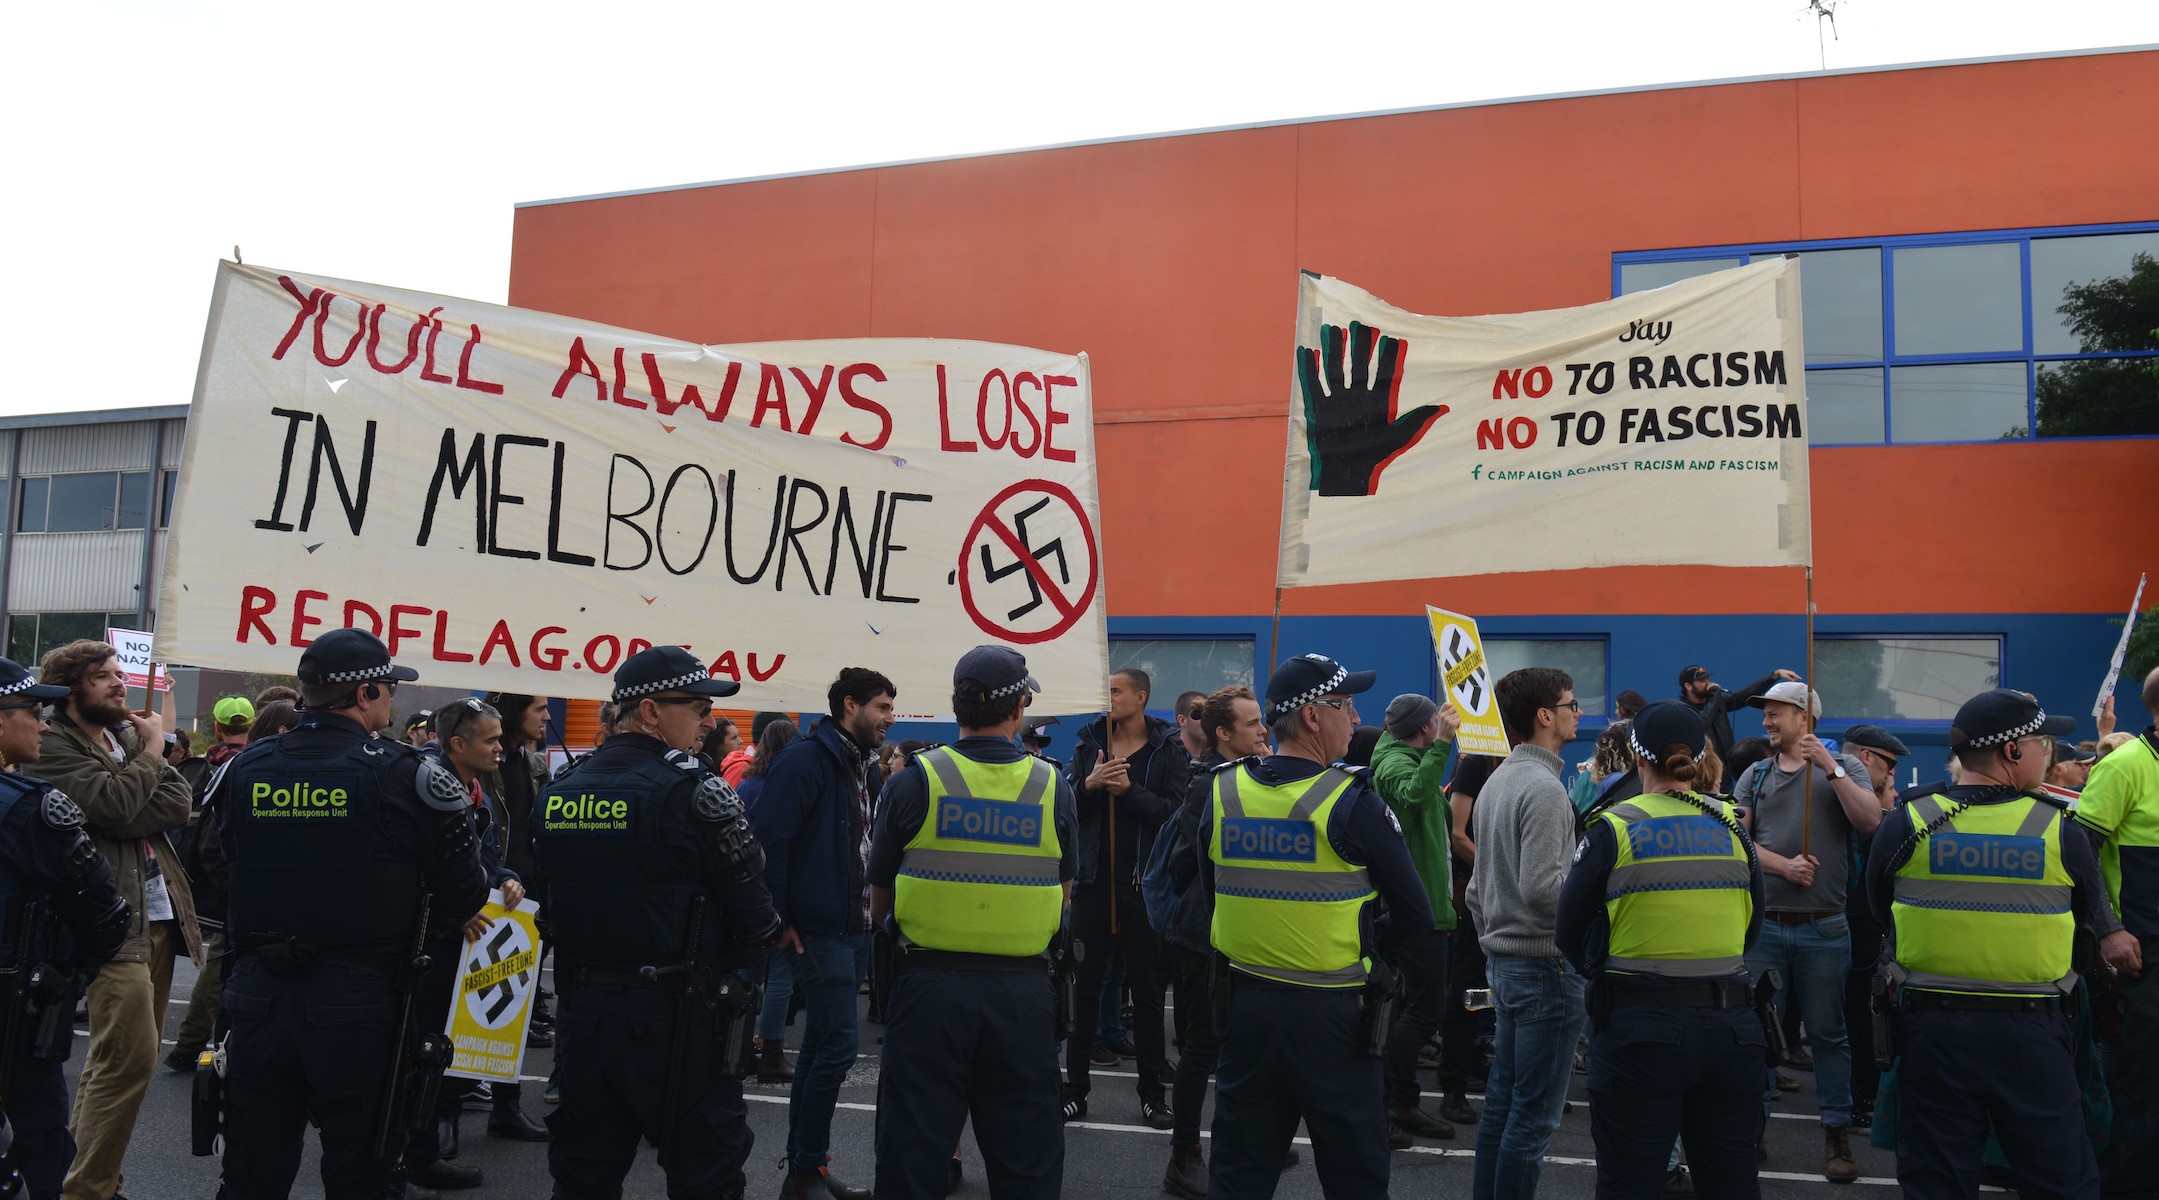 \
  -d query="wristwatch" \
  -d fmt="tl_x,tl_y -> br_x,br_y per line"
1829,764 -> 1848,780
